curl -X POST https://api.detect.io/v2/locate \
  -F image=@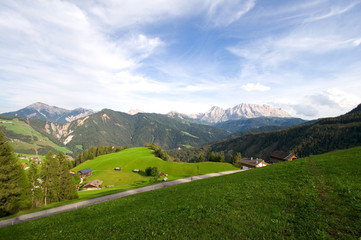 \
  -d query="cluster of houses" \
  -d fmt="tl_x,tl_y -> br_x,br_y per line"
239,151 -> 297,170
